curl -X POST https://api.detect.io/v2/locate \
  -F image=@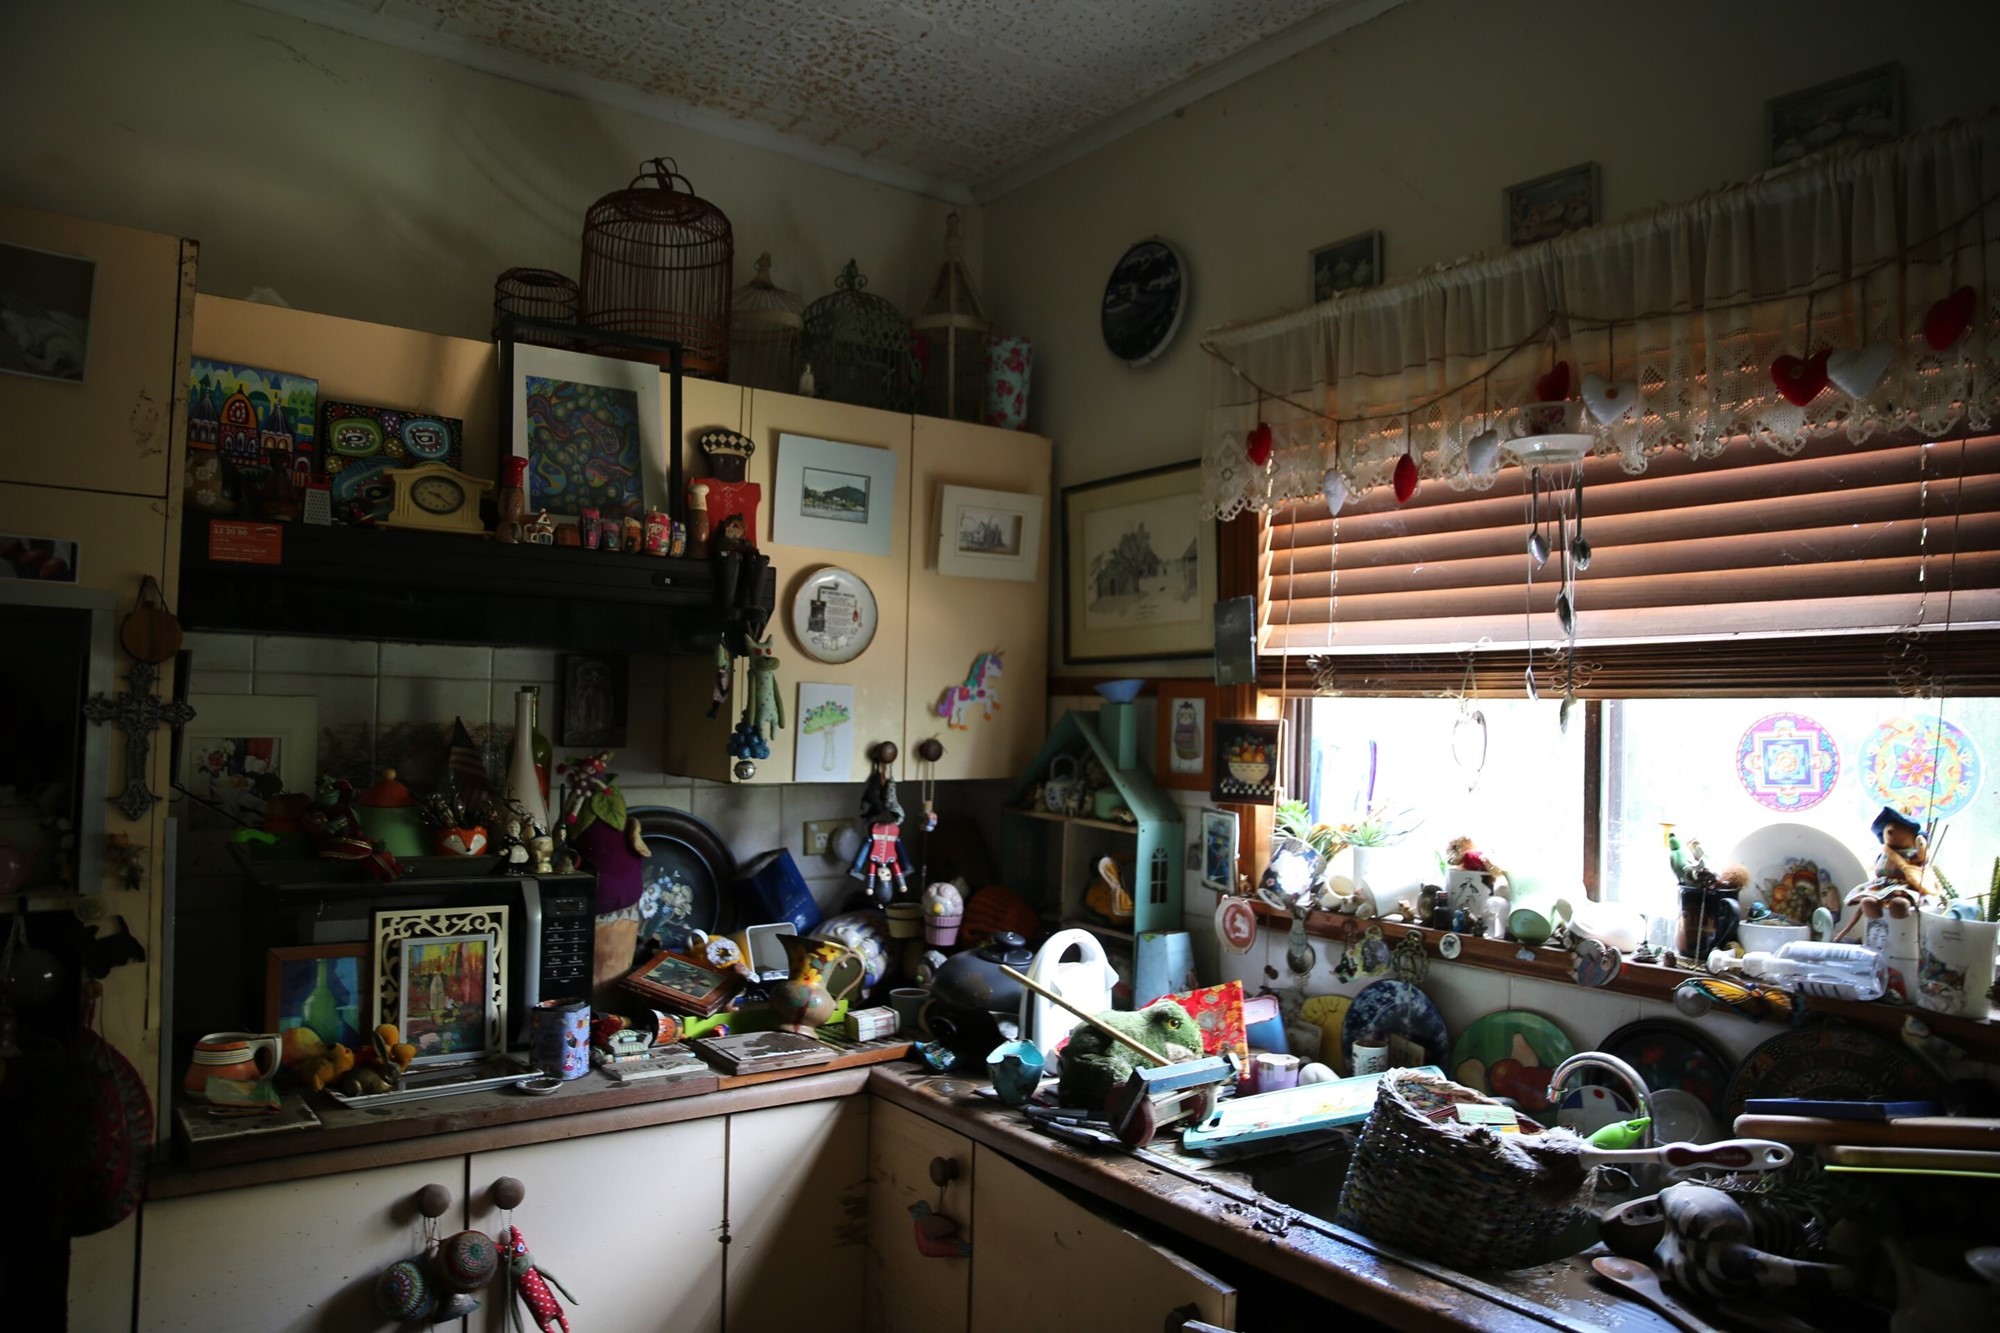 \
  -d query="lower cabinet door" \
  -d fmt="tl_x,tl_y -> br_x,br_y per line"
137,1158 -> 466,1333
966,1147 -> 1237,1333
727,1098 -> 870,1333
466,1118 -> 727,1333
865,1100 -> 974,1333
